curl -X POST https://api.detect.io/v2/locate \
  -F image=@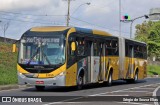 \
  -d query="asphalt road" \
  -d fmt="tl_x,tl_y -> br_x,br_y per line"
0,78 -> 160,105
